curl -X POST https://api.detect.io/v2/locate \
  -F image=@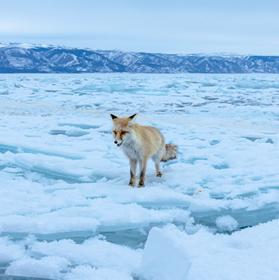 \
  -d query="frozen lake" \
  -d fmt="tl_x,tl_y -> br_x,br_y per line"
0,74 -> 279,279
